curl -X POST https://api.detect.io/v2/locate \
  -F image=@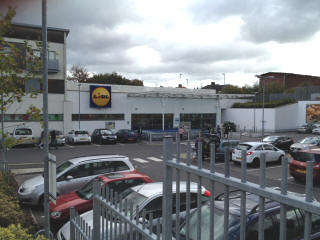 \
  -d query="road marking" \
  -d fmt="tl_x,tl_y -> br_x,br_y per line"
9,162 -> 43,166
133,158 -> 148,163
247,165 -> 282,172
147,157 -> 162,162
276,176 -> 294,181
93,144 -> 101,147
66,144 -> 74,148
11,168 -> 43,175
